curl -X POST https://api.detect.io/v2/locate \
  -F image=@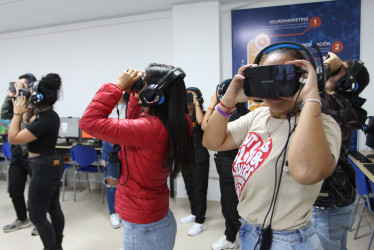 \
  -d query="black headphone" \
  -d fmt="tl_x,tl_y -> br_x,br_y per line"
216,79 -> 231,103
335,59 -> 364,94
30,81 -> 44,106
26,73 -> 37,88
139,67 -> 186,107
253,41 -> 325,92
186,87 -> 204,105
